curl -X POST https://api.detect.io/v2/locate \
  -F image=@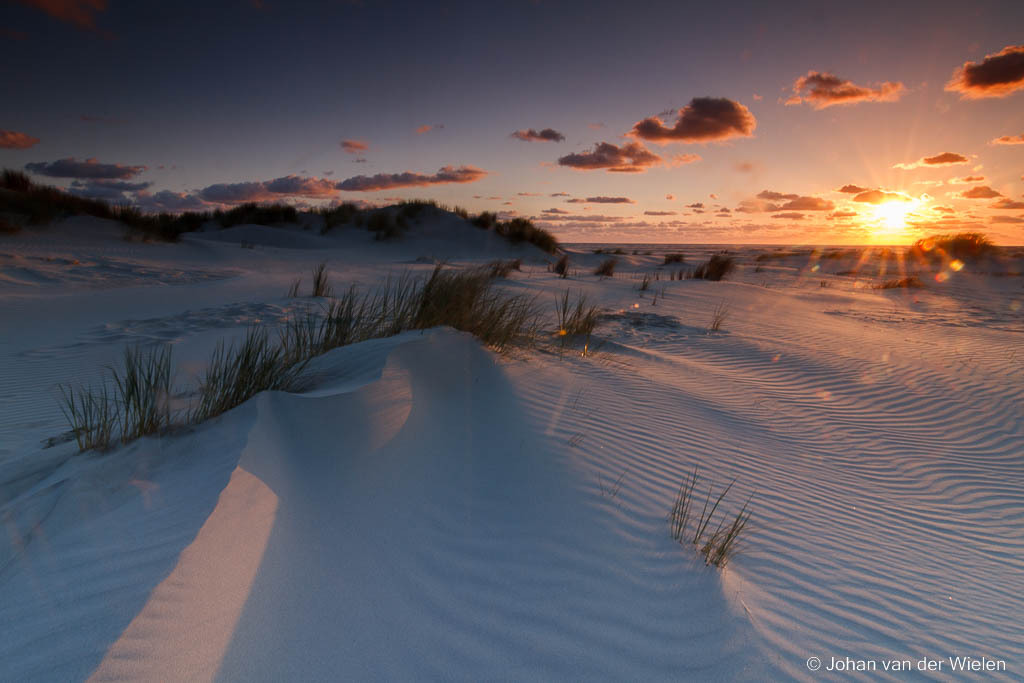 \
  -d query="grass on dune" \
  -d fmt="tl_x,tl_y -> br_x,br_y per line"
911,232 -> 995,262
594,258 -> 617,277
669,467 -> 753,569
60,265 -> 543,452
690,253 -> 736,281
555,289 -> 599,349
